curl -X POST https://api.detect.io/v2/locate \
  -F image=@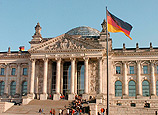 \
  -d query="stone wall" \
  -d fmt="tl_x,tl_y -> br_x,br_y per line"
89,60 -> 99,96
